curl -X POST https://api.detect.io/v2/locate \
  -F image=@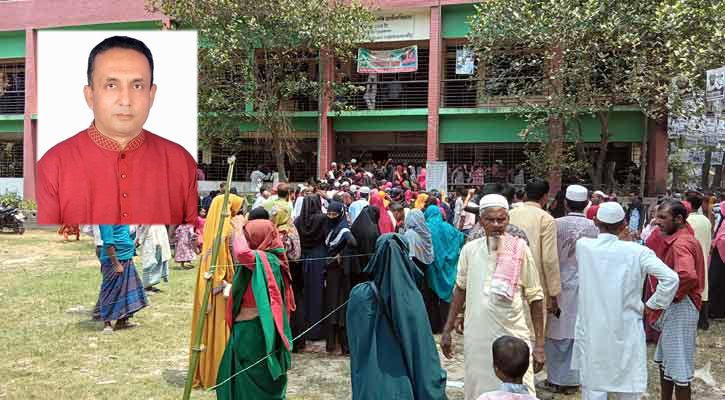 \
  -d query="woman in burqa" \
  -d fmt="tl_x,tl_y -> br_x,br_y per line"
324,200 -> 357,354
349,205 -> 381,287
294,194 -> 329,341
346,234 -> 448,400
